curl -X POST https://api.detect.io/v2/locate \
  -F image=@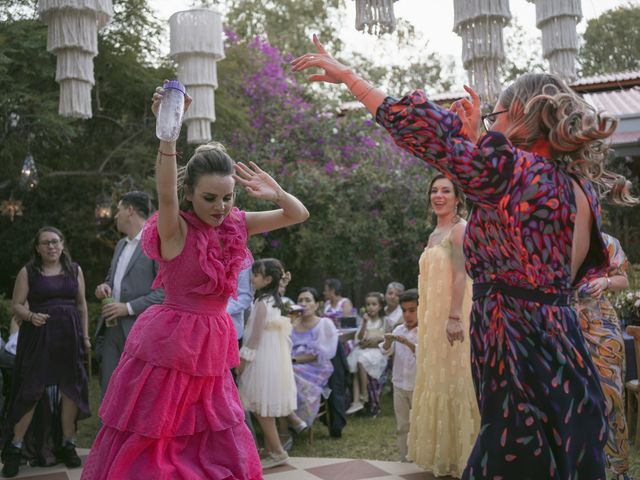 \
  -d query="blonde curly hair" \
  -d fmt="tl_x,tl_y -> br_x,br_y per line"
498,73 -> 637,206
